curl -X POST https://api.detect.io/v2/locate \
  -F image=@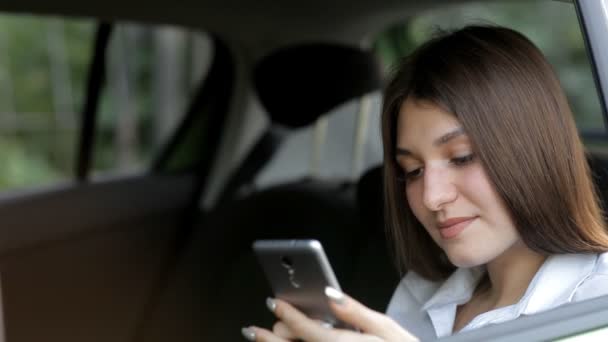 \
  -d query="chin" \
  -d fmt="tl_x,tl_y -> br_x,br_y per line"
445,248 -> 490,268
